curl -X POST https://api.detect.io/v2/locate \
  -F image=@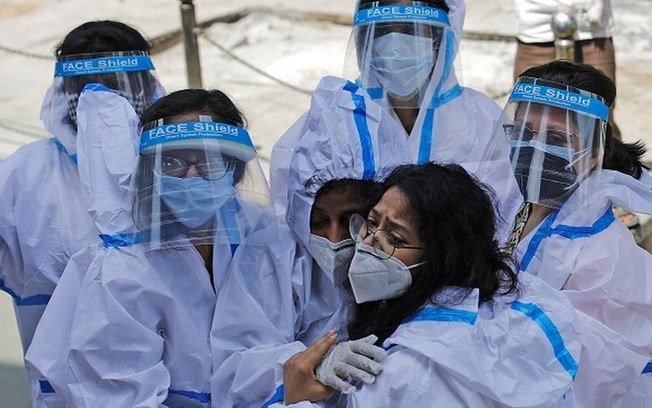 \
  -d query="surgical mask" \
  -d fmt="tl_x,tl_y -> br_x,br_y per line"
159,172 -> 234,229
309,234 -> 355,284
511,144 -> 578,203
370,32 -> 435,98
348,242 -> 425,304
